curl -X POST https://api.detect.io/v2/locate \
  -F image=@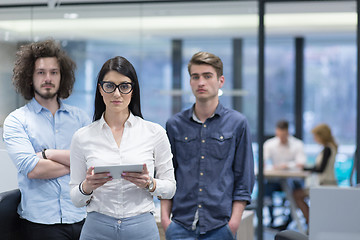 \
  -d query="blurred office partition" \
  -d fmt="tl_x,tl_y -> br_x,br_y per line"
309,186 -> 360,240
